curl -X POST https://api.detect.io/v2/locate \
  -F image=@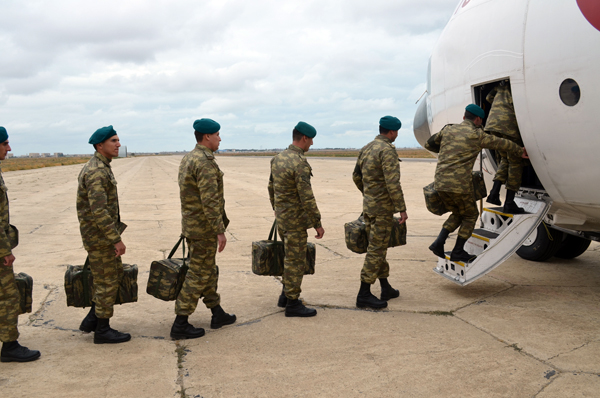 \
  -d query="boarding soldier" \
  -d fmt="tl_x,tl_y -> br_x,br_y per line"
485,83 -> 526,213
352,116 -> 408,310
426,105 -> 527,263
268,122 -> 324,317
77,126 -> 130,344
170,118 -> 236,340
0,127 -> 41,362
